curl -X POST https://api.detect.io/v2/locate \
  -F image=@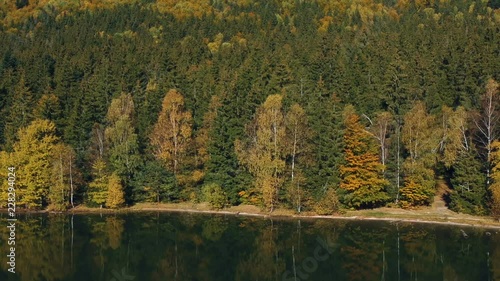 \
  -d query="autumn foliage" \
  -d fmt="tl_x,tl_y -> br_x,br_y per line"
339,106 -> 389,208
